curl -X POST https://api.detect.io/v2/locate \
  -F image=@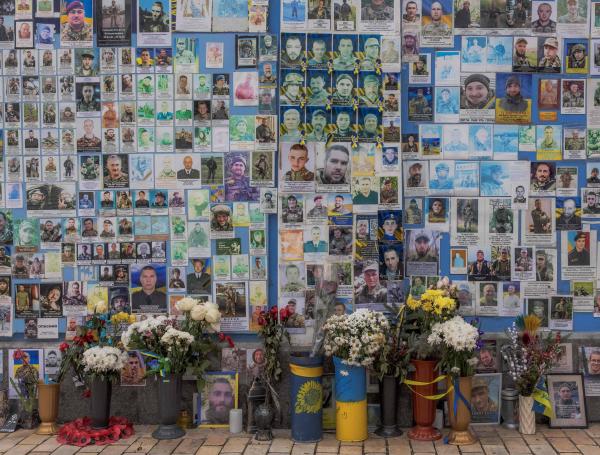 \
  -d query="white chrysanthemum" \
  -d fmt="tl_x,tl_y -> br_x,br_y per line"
82,346 -> 127,374
160,327 -> 195,346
